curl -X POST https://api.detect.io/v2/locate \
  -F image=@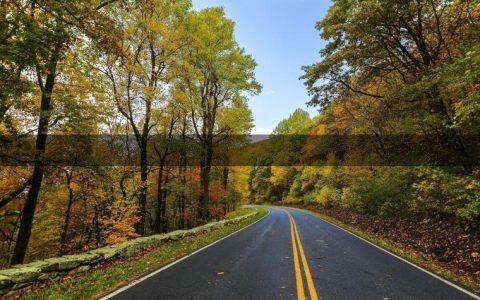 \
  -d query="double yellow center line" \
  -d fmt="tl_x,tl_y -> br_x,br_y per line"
287,211 -> 319,300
